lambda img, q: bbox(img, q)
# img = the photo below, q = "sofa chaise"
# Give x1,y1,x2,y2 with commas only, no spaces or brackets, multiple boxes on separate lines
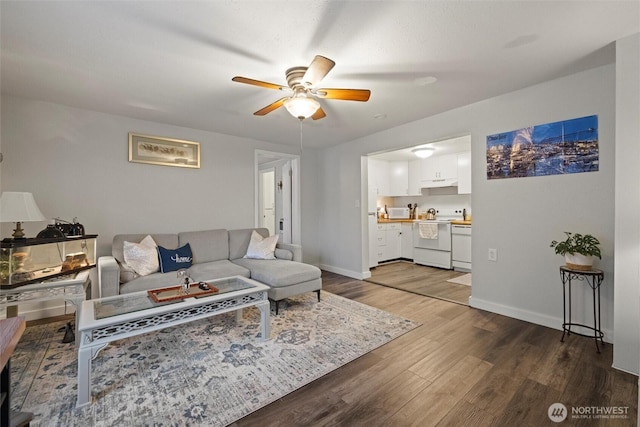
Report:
97,228,322,314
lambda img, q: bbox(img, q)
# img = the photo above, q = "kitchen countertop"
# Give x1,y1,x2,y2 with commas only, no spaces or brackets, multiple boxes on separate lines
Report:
377,218,416,223
378,219,472,225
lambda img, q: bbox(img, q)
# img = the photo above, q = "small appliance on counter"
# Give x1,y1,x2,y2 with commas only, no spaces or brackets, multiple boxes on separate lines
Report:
425,208,436,220
387,207,410,219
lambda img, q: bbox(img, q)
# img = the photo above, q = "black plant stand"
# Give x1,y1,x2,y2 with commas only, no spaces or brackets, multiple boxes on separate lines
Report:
559,266,604,352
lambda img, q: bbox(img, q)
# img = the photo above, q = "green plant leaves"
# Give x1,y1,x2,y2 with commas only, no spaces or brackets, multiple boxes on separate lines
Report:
550,232,601,259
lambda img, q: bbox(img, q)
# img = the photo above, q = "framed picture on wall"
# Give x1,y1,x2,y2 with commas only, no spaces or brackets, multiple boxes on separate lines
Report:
128,133,201,169
486,115,598,180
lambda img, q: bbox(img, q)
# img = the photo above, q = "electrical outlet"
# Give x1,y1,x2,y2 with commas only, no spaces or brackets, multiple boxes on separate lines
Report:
488,248,497,262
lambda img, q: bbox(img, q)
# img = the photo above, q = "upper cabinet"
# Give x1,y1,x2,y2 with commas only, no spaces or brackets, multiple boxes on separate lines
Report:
420,153,458,187
389,160,422,196
457,151,472,194
369,158,421,197
388,161,409,196
408,159,422,196
368,158,389,196
369,149,471,196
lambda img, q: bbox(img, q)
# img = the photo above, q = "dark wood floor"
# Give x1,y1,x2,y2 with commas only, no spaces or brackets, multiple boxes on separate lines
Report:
366,261,471,305
233,271,638,427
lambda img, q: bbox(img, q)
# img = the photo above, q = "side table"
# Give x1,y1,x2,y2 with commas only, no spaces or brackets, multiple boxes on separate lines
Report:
559,266,604,352
0,270,91,345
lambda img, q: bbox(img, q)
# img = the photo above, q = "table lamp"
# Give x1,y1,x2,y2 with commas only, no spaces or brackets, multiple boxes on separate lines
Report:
0,192,46,239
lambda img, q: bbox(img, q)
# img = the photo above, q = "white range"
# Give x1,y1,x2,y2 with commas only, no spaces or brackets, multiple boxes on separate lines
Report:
412,208,464,269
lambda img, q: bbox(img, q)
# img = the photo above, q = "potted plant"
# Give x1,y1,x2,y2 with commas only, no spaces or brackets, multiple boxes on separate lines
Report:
550,232,601,271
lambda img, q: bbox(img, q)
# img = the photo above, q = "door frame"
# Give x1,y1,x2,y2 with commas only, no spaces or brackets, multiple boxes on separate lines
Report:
258,167,276,235
254,150,301,244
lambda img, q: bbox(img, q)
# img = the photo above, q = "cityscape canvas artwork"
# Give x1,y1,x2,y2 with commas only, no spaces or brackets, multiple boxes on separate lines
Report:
486,115,599,180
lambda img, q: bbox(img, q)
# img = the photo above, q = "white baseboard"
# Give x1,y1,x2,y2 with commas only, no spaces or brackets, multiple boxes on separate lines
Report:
611,363,640,376
469,296,613,344
319,264,367,280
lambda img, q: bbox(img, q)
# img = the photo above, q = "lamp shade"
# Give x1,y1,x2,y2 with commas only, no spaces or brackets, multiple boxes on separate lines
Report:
0,192,46,222
284,96,320,120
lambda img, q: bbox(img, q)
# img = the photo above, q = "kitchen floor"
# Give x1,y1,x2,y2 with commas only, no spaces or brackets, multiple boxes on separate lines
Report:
366,261,471,305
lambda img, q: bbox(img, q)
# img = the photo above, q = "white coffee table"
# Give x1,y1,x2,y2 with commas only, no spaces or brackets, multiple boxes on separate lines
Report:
75,276,270,408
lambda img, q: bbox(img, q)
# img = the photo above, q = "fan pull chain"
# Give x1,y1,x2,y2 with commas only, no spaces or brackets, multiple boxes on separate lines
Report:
299,118,304,155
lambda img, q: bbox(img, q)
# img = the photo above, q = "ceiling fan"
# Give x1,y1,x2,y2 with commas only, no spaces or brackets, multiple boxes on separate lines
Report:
232,55,371,120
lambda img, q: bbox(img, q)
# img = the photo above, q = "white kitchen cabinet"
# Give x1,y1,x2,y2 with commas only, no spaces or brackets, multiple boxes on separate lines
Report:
457,151,472,194
401,222,413,259
376,223,402,262
374,223,386,263
385,223,402,261
368,215,379,268
421,153,458,182
420,153,459,188
388,161,409,196
408,159,422,196
368,158,390,196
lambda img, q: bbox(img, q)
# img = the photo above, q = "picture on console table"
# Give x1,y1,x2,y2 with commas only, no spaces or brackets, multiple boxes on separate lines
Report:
129,133,200,169
486,115,598,179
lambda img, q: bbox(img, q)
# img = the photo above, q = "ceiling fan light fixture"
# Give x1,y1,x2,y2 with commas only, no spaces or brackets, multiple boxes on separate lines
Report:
284,96,320,120
412,147,435,158
232,55,370,120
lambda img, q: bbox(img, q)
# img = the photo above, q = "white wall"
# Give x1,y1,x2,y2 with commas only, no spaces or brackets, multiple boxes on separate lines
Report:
614,33,640,374
319,64,620,346
1,96,322,317
470,65,616,341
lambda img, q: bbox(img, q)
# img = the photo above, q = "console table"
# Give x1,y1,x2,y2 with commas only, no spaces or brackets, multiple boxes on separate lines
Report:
559,266,604,352
1,270,90,345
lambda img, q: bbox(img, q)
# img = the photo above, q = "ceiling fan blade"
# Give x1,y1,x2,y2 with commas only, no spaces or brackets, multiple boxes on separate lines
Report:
232,76,287,91
315,88,371,102
311,107,326,120
254,98,287,116
302,55,336,87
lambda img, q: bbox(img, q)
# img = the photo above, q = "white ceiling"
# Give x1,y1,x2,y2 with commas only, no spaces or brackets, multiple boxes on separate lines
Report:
1,1,638,149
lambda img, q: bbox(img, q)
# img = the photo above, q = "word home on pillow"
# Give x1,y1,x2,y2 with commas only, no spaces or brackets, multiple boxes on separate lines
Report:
158,243,193,273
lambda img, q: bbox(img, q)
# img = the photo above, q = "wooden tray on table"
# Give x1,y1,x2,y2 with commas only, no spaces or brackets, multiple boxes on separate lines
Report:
147,282,219,303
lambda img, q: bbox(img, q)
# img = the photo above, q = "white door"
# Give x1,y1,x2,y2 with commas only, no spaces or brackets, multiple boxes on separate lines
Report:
255,151,301,244
259,168,275,235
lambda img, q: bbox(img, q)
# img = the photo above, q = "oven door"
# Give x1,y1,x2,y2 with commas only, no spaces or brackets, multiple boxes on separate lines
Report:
413,222,452,250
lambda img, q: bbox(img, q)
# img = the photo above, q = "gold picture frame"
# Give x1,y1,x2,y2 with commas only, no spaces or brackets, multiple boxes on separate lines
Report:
128,133,200,169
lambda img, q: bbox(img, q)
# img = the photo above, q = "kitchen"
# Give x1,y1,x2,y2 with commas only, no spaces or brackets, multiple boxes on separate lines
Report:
366,135,472,302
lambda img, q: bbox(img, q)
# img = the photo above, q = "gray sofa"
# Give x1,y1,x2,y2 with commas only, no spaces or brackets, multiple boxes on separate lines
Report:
97,228,322,313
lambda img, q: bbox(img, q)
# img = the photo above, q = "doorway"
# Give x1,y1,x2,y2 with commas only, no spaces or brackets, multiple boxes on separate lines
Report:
255,150,300,244
259,168,276,235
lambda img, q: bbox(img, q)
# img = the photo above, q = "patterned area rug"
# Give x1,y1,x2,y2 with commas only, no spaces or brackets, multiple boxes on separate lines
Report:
10,291,419,426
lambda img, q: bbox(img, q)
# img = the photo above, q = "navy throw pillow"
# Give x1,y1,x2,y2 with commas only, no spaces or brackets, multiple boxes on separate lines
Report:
157,243,193,273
